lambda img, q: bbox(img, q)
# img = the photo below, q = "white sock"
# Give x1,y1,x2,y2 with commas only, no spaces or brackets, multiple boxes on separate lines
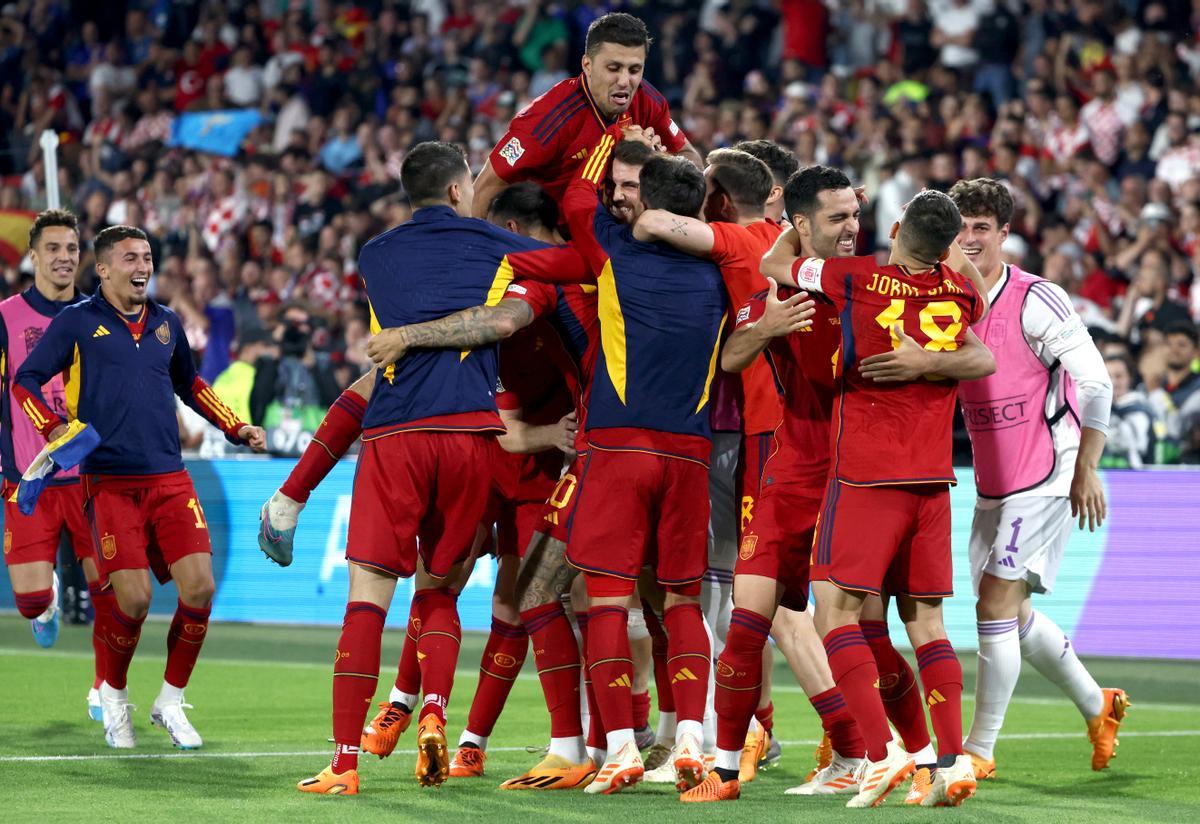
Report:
656,710,677,742
1019,611,1104,719
605,728,635,755
549,735,587,762
100,681,128,702
268,490,303,527
156,681,185,706
587,745,606,765
459,729,487,750
715,747,741,771
911,742,936,766
389,685,418,709
676,719,704,747
963,618,1021,760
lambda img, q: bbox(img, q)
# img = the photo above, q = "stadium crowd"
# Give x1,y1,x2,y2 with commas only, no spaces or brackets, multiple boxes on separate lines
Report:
0,0,1197,462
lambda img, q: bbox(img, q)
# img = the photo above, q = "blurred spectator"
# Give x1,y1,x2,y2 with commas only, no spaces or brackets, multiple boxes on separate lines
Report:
1102,353,1161,469
250,302,340,434
213,328,276,426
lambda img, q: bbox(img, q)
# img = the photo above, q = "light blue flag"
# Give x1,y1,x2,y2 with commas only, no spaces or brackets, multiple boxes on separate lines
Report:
168,109,263,157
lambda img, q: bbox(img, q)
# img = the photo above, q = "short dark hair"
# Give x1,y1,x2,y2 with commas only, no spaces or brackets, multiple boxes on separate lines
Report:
585,12,651,57
29,208,78,249
400,141,469,206
898,190,962,264
94,225,149,262
783,165,853,220
733,139,799,186
487,182,559,234
611,138,656,168
705,148,772,213
639,155,705,217
1165,321,1199,346
949,178,1014,227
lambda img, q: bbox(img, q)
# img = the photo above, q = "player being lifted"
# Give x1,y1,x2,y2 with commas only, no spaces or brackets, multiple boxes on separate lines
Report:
949,179,1127,777
472,12,701,217
0,210,110,719
763,189,993,808
16,225,266,750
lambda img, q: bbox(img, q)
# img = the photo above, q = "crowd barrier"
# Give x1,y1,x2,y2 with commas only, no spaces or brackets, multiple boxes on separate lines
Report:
2,460,1196,659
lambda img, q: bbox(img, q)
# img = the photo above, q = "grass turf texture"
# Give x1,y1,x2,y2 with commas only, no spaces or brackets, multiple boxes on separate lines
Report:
1,615,1196,823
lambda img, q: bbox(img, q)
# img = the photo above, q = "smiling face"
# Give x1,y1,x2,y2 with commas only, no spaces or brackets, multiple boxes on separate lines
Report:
582,42,646,119
794,186,860,259
98,238,154,310
956,212,1008,280
29,225,79,294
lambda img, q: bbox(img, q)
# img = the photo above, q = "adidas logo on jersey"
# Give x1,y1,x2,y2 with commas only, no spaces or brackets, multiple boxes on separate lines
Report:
607,673,631,688
93,325,110,337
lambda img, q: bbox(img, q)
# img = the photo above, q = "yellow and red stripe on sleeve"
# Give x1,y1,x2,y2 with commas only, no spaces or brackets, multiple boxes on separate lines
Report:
191,376,247,439
13,383,64,440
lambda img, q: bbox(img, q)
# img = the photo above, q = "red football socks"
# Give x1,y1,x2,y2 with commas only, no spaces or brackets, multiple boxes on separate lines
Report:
280,389,366,503
577,611,606,750
13,588,52,619
809,687,866,758
164,599,211,688
88,581,113,688
632,690,650,730
465,618,528,737
714,607,770,751
823,624,891,761
645,606,676,713
414,588,462,722
663,602,710,725
393,601,421,698
586,606,634,733
754,700,775,735
861,620,931,754
521,602,582,737
916,639,965,758
332,601,387,770
104,603,146,690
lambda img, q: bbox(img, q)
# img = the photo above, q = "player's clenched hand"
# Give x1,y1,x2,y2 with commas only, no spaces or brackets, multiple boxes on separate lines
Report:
860,326,934,382
366,328,407,367
756,277,815,338
239,425,267,453
1070,464,1106,532
47,423,68,442
621,124,663,151
556,411,578,457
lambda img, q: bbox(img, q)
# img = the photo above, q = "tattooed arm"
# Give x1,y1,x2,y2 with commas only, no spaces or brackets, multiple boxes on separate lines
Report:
365,298,535,367
631,209,716,258
515,529,578,612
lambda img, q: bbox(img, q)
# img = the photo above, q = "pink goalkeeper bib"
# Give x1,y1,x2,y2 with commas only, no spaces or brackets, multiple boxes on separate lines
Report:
958,266,1078,498
0,293,76,479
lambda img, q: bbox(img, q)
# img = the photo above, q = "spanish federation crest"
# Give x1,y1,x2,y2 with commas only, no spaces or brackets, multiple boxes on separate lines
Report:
156,322,171,345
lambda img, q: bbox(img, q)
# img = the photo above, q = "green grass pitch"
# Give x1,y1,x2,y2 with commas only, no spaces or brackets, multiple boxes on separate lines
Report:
1,615,1196,823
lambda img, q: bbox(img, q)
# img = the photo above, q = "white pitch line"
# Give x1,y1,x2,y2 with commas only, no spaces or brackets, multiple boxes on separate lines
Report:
2,731,1197,764
4,647,1198,713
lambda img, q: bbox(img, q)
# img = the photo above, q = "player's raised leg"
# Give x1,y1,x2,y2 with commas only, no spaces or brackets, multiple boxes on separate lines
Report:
259,375,370,566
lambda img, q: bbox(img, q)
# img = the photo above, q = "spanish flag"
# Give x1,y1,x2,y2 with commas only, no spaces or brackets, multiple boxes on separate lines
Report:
0,209,36,266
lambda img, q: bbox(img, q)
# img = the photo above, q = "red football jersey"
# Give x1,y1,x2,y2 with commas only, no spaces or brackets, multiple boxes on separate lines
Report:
490,74,686,205
790,255,985,486
710,220,784,436
494,324,574,502
734,287,842,490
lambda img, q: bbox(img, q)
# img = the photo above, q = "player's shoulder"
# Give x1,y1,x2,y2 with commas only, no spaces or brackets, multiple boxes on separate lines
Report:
634,78,668,109
511,76,588,143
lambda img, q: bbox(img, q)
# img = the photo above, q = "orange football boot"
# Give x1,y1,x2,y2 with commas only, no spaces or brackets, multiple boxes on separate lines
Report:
903,766,933,804
966,749,996,780
449,744,486,777
1088,688,1130,771
680,771,740,803
738,726,768,783
500,754,598,790
415,714,450,787
298,766,359,795
805,731,833,782
361,701,412,758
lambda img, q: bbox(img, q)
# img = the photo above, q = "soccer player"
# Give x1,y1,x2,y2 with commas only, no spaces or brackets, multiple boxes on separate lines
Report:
630,147,790,786
15,225,266,750
949,178,1125,777
763,190,993,808
1,209,110,713
472,11,701,217
295,142,556,795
